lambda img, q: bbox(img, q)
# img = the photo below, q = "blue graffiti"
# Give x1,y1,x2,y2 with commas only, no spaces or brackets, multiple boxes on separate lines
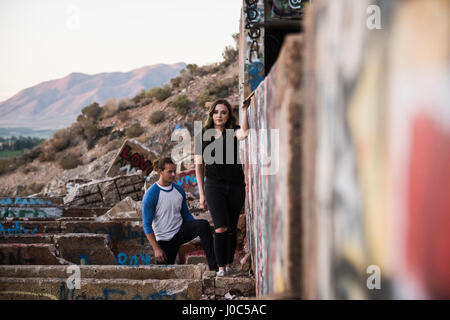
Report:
78,255,89,265
0,197,52,205
0,222,37,235
58,282,187,300
0,207,48,218
117,252,150,266
248,62,264,91
176,175,197,186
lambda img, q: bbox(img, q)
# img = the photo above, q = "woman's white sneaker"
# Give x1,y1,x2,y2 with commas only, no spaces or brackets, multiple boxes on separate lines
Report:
217,270,226,277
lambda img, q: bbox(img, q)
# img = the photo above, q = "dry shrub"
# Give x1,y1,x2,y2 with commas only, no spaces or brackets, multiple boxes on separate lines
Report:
149,110,165,124
58,152,81,170
125,122,144,138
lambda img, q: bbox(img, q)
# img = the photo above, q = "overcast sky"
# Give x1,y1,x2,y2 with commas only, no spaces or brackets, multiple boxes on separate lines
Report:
0,0,242,102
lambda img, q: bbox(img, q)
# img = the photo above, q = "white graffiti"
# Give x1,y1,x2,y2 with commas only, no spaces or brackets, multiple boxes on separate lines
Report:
289,0,303,10
119,164,138,175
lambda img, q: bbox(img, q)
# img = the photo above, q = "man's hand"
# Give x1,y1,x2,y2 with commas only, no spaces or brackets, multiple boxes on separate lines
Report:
154,246,167,263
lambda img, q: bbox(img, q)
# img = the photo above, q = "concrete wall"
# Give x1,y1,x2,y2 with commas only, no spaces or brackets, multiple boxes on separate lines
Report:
242,0,450,299
242,34,303,297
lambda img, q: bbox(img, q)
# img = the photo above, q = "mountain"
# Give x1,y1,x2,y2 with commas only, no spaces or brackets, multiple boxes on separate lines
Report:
0,62,186,130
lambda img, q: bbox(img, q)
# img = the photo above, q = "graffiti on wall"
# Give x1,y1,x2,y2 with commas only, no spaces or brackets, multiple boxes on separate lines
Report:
242,62,289,296
265,0,308,19
0,207,62,218
0,197,63,218
176,169,200,196
0,222,37,235
244,0,265,93
301,0,450,300
58,282,188,300
106,140,157,178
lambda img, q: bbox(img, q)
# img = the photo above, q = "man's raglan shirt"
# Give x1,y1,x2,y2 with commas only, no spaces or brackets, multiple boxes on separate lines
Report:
142,182,194,241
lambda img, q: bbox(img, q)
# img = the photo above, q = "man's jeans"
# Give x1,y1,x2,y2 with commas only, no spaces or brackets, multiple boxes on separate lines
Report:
157,219,218,271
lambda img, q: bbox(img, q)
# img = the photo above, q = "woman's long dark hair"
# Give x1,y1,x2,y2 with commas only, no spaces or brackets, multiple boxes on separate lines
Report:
203,99,237,132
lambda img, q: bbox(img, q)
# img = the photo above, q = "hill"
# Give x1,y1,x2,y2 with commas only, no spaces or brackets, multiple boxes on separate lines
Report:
0,63,186,130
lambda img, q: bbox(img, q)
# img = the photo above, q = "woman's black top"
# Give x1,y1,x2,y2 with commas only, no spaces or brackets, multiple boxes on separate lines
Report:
198,125,245,185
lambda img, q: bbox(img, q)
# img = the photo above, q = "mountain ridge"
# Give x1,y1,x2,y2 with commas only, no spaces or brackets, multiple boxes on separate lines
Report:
0,62,186,130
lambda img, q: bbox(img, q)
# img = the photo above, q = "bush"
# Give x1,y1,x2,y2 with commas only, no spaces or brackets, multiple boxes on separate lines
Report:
0,158,16,176
170,95,191,115
222,45,238,66
132,90,146,104
125,122,144,138
106,139,124,152
25,182,45,195
82,121,100,149
207,77,237,98
98,136,109,146
147,85,172,102
21,164,38,174
197,89,215,108
118,98,134,110
102,99,119,118
149,110,165,124
81,102,102,122
117,110,130,122
38,144,56,162
50,128,72,152
58,152,81,170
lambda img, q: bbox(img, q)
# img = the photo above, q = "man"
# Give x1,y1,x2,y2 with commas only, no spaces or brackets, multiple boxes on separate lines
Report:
142,157,217,271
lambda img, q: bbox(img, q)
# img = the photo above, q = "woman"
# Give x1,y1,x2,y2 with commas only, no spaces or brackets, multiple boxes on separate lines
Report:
195,98,251,276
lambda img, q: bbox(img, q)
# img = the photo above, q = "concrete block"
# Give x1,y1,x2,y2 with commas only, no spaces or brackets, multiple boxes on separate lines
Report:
202,270,216,296
98,197,142,221
0,235,53,244
0,264,206,280
0,277,202,300
0,244,71,265
186,254,207,265
54,234,116,265
106,140,157,178
215,277,255,297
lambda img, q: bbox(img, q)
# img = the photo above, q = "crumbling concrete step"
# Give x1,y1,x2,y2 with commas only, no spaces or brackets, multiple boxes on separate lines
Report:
0,264,207,280
0,244,70,265
60,220,150,258
62,207,110,218
0,220,62,234
214,276,256,297
54,234,116,265
0,235,53,244
0,277,202,300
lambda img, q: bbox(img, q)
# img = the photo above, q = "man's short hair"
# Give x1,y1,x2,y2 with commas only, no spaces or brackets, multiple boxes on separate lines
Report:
155,157,175,171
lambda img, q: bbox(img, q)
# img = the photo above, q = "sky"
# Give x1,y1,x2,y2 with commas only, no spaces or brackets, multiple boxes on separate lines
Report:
0,0,242,102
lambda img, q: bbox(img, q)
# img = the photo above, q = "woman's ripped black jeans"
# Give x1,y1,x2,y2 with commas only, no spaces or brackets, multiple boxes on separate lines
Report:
204,177,245,267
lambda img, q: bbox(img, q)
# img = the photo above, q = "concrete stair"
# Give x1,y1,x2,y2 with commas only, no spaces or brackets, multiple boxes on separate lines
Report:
0,210,255,300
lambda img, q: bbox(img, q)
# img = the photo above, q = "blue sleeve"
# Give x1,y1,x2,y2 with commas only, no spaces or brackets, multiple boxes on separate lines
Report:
142,185,160,234
173,184,194,221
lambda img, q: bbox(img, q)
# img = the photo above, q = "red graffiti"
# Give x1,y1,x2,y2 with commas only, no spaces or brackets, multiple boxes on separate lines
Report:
120,145,153,175
407,113,450,299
